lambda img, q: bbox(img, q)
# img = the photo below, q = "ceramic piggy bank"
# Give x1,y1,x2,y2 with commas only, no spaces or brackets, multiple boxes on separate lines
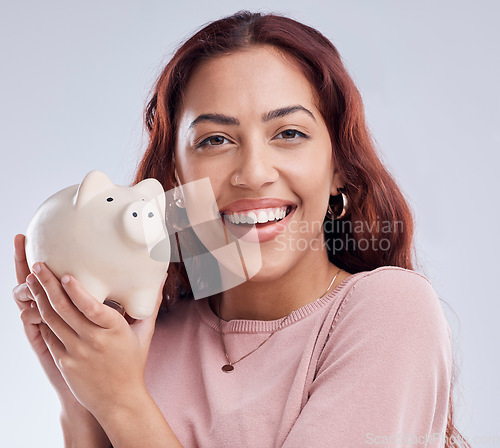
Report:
25,170,170,319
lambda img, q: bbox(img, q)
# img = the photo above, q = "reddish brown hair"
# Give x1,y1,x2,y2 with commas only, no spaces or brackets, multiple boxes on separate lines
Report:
134,10,469,447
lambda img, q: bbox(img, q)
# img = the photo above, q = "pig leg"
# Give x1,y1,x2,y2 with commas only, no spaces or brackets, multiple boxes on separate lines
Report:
73,274,109,304
121,289,159,320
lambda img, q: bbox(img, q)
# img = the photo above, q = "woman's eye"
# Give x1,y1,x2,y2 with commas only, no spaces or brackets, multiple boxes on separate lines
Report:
196,129,308,149
197,135,230,148
275,129,308,140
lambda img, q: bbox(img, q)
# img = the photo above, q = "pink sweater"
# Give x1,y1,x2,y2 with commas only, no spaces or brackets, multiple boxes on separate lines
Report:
145,266,452,447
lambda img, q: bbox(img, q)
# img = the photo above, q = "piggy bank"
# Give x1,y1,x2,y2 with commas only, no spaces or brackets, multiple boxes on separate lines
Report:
25,170,171,319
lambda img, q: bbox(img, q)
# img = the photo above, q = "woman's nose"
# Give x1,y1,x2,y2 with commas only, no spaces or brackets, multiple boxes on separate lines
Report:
234,142,279,190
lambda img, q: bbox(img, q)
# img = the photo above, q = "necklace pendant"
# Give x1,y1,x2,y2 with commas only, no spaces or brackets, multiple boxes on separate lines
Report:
222,364,234,373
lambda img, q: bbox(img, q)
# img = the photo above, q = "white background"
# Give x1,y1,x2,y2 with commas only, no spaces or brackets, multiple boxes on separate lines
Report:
1,0,498,446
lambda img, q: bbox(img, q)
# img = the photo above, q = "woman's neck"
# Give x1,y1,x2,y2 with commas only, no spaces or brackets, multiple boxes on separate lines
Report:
209,250,347,321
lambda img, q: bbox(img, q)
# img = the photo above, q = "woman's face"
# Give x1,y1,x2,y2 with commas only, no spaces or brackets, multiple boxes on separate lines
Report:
174,45,343,282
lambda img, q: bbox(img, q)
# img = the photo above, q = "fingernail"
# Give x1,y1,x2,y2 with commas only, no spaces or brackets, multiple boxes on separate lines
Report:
61,275,70,285
26,274,35,285
32,263,41,274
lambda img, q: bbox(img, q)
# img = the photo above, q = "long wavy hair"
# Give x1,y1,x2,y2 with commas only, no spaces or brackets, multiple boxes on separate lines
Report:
134,10,470,447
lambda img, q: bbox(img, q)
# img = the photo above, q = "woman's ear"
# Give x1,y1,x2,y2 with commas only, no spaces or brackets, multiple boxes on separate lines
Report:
330,169,345,196
174,168,182,187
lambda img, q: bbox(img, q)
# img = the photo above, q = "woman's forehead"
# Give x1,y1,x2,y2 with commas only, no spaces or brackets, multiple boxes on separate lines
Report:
179,46,319,118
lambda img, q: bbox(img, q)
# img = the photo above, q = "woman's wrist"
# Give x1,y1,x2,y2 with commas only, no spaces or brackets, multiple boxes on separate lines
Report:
94,384,183,448
60,402,110,448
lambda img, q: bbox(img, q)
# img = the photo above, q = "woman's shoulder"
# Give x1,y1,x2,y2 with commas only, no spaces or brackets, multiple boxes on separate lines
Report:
345,265,440,305
332,265,450,339
349,264,434,287
316,265,452,378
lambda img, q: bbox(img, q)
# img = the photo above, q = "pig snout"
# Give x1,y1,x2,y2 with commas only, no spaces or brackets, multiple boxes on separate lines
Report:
122,200,165,247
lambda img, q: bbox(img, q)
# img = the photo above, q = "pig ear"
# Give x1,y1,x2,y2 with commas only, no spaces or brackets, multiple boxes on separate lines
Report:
133,178,164,199
133,178,166,213
74,171,115,208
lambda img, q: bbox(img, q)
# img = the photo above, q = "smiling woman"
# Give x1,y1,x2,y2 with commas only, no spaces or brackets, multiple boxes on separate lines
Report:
132,10,470,448
12,9,471,448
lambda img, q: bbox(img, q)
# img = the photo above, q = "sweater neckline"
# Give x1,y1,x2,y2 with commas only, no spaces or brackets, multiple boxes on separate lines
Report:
196,270,365,334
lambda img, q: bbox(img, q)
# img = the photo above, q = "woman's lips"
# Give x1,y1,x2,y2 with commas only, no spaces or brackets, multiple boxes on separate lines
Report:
221,206,296,243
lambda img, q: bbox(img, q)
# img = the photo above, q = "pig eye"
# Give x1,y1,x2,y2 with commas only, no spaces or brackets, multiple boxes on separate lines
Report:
106,197,114,202
132,212,138,217
148,212,154,218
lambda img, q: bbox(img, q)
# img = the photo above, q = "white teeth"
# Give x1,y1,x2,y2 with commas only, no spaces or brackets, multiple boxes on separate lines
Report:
224,206,291,225
246,211,258,224
257,210,269,223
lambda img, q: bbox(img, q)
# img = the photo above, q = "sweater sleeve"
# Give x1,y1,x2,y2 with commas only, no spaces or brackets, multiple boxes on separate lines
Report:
281,268,453,448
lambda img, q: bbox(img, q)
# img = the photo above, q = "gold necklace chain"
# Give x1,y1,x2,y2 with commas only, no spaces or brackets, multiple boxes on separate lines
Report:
217,268,342,373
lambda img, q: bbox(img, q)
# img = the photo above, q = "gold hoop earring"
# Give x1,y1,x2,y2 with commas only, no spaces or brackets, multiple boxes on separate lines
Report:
326,189,349,220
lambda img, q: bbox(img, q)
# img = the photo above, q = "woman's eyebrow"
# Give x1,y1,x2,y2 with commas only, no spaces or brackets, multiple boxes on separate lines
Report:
187,105,316,131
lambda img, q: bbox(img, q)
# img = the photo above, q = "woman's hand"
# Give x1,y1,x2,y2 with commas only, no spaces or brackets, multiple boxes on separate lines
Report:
24,256,166,422
13,234,110,447
13,234,78,405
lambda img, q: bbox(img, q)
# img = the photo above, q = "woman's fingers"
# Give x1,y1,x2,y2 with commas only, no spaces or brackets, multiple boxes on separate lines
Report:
19,303,65,371
39,322,66,365
30,262,100,337
12,282,34,311
20,303,44,345
60,274,121,330
19,303,63,365
26,271,77,349
14,234,30,284
12,233,34,312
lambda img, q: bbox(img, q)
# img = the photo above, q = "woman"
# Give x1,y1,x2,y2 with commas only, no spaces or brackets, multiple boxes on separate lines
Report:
13,10,470,447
